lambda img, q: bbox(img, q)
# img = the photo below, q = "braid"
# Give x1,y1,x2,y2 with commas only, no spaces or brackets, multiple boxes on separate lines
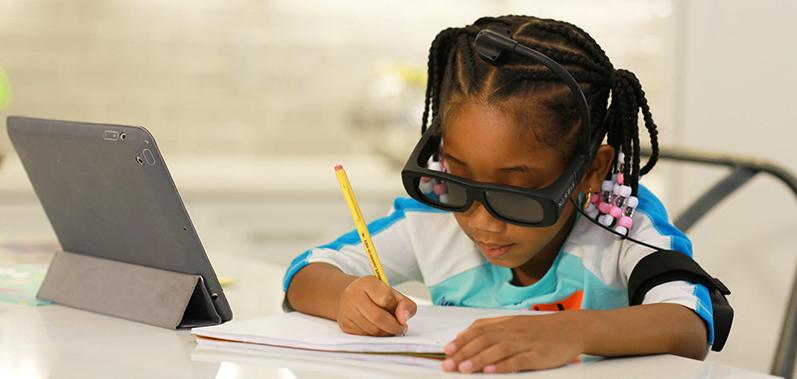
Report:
606,69,660,194
422,28,464,133
634,77,659,176
522,20,614,72
421,29,442,133
421,15,661,194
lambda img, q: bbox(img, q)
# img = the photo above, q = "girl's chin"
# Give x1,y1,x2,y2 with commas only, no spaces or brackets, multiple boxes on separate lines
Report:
484,256,517,267
479,250,520,267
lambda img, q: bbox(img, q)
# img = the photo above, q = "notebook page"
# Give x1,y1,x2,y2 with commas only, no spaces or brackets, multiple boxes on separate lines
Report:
192,305,544,354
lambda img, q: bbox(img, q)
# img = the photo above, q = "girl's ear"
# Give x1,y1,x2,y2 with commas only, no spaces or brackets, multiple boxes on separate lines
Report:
579,144,615,193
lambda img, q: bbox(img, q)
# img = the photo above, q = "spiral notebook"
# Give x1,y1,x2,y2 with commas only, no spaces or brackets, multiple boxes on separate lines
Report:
191,305,542,364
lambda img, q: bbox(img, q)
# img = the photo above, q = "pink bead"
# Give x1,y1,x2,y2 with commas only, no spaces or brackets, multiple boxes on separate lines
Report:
589,193,600,204
619,216,633,229
610,206,622,218
598,202,612,214
433,183,447,195
615,172,624,185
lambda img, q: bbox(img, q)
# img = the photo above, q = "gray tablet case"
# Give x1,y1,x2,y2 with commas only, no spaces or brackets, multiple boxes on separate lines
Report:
6,116,233,328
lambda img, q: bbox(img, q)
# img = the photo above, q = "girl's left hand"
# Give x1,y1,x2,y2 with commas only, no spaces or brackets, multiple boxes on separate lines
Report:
441,313,584,373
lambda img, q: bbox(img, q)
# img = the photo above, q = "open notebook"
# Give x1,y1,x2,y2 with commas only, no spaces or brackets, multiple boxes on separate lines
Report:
191,305,543,365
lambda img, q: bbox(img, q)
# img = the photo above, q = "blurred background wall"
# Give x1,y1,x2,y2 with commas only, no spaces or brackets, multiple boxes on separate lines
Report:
0,0,795,375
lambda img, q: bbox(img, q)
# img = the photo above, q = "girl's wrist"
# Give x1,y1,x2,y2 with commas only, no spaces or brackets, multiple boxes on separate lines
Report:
558,310,591,356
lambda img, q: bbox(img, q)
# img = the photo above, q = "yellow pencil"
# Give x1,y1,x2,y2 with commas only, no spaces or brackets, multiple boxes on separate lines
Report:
334,164,390,286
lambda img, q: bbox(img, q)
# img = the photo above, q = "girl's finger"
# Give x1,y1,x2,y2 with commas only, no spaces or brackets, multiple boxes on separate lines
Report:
338,314,366,336
446,322,499,356
487,350,568,373
456,342,523,373
359,301,405,336
349,306,392,336
445,333,499,369
364,279,399,310
392,292,417,325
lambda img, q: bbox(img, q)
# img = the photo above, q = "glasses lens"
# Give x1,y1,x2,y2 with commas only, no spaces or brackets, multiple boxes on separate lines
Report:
485,190,544,224
417,176,468,208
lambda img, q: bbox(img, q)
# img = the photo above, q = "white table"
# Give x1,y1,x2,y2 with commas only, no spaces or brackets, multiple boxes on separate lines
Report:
0,255,779,379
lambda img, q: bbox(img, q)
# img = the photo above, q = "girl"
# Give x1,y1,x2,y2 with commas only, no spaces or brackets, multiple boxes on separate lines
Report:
284,15,714,373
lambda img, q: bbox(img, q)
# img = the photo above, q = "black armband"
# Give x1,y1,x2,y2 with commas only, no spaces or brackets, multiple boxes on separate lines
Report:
628,249,733,352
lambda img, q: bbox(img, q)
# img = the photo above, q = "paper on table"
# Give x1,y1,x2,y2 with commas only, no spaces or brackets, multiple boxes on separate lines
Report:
193,339,446,370
191,305,544,355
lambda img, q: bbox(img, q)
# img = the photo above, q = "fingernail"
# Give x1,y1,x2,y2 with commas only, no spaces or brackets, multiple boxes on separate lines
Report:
459,360,473,372
442,359,455,371
484,365,496,373
402,309,410,322
444,342,457,354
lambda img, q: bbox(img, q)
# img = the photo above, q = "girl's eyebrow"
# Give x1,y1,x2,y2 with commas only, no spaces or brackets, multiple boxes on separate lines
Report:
442,152,467,166
443,152,537,174
499,165,533,174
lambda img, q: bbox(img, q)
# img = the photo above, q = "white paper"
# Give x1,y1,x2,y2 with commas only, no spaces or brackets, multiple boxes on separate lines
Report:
191,305,544,354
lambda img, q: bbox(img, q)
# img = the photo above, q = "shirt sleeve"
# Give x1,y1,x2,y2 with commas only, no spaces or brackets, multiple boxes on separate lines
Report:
618,186,715,346
282,197,423,296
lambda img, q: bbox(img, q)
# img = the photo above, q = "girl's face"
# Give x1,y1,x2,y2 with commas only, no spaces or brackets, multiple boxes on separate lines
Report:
442,101,584,269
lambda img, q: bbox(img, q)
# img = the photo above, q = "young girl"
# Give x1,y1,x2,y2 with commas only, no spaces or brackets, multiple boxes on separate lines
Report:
284,15,714,373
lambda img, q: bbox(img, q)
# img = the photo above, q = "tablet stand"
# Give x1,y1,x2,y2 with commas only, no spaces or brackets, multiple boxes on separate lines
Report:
37,250,222,329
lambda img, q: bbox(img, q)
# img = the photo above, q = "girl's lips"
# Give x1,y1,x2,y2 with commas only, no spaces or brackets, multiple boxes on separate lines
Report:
476,241,515,259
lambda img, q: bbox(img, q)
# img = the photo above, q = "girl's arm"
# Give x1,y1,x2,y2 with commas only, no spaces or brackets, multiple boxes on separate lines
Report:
282,198,427,336
286,262,357,321
576,303,708,359
442,303,708,373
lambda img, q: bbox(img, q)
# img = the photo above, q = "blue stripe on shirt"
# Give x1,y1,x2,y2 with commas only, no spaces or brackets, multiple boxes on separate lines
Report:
636,184,713,344
635,184,693,256
281,197,444,292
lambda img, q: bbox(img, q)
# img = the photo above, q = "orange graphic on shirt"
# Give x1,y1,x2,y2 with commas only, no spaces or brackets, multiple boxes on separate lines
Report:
530,290,583,311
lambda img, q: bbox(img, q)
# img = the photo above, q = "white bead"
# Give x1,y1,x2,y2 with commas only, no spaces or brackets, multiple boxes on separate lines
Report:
428,161,441,171
601,180,613,191
626,196,639,208
614,226,628,236
599,214,614,226
619,185,632,197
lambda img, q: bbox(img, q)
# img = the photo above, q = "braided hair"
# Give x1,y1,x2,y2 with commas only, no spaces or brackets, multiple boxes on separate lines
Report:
421,15,659,196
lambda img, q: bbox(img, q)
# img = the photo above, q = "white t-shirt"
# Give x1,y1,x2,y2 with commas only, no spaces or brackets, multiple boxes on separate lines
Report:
282,184,714,345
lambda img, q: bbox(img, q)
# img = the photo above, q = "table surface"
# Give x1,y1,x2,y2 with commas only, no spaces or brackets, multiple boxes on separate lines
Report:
0,253,780,379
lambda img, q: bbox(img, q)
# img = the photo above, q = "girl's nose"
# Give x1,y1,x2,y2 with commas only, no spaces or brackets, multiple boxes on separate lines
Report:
466,201,505,233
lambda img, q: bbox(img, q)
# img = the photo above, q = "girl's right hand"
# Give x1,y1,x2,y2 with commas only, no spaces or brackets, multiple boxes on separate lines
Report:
335,275,417,337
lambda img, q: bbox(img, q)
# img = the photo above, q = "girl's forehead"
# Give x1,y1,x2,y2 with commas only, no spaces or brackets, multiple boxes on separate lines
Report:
442,102,564,170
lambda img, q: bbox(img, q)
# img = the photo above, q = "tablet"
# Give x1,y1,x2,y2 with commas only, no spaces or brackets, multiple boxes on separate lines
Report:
6,116,232,322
